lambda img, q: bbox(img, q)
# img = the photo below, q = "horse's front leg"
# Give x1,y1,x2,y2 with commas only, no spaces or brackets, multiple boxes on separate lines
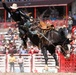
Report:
42,46,48,65
52,53,59,68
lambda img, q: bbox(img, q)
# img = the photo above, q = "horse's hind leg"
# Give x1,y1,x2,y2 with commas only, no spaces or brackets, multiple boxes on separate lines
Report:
22,37,27,47
52,53,59,67
42,46,48,65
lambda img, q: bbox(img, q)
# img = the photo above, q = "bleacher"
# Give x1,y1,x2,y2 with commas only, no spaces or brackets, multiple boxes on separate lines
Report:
0,28,22,51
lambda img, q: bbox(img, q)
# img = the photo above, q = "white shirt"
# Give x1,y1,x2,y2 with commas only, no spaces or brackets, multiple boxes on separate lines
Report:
18,57,24,63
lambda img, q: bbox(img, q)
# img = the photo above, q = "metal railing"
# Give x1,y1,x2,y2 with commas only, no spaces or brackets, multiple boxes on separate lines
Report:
0,53,57,73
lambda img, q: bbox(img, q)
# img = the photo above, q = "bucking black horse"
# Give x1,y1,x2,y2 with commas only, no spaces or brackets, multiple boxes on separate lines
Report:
19,22,72,68
40,28,71,67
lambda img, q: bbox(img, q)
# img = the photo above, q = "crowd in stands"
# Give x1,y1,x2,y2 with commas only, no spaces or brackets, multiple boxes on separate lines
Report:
0,27,19,54
0,26,40,55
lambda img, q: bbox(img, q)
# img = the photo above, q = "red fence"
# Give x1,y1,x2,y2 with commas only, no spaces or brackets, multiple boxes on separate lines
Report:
58,52,76,73
0,20,67,28
0,22,16,28
45,20,67,27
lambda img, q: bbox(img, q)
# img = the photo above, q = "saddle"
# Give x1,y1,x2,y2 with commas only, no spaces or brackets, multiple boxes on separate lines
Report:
39,21,51,30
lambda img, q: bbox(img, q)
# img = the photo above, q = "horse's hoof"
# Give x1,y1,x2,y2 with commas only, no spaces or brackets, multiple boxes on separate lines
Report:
44,65,48,68
45,64,48,67
56,66,60,69
66,54,70,58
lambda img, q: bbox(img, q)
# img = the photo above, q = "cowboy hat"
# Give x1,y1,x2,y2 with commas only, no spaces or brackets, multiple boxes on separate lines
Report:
10,3,18,9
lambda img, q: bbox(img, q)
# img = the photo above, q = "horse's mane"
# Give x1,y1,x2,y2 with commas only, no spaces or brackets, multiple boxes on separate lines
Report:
44,29,61,44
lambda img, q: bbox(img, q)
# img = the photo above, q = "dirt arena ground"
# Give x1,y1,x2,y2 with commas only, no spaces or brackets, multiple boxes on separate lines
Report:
0,73,76,75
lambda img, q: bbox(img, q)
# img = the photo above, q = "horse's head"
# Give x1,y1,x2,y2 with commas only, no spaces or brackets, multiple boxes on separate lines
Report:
57,27,72,58
44,28,72,58
59,43,72,58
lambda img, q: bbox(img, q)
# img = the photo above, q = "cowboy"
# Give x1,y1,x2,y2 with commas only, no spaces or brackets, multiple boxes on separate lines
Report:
2,0,30,25
2,0,30,45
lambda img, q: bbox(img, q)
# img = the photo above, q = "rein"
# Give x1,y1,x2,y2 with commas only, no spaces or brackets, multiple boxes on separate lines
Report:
36,30,56,47
60,39,69,53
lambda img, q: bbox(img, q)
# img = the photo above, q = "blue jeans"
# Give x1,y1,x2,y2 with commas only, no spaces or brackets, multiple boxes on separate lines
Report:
18,63,24,72
10,62,15,72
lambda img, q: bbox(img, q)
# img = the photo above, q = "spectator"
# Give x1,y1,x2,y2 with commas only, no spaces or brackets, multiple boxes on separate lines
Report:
68,17,73,33
19,46,28,54
13,45,17,54
17,55,24,72
0,40,3,46
28,46,34,54
13,34,19,40
2,44,7,53
28,45,39,54
72,13,76,25
62,25,68,37
1,44,6,54
0,34,4,41
12,27,19,34
73,13,76,20
9,34,14,40
8,42,14,53
7,27,13,35
9,53,16,72
33,45,39,54
50,15,57,21
2,39,7,45
18,45,22,50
